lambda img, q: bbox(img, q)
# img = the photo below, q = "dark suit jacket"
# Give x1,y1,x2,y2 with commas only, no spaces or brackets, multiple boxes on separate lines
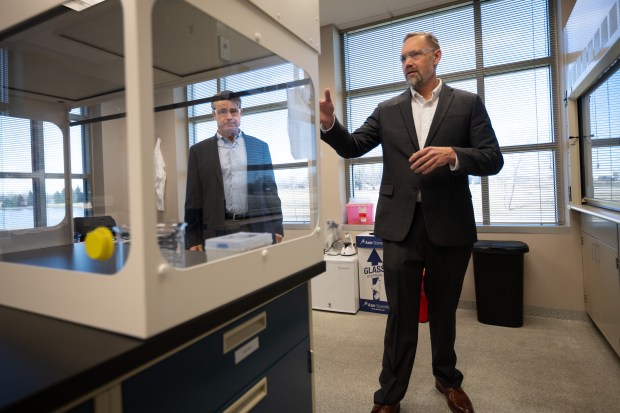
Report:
184,134,283,247
322,85,503,246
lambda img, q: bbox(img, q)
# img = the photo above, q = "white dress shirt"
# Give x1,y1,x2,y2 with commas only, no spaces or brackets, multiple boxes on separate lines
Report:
217,131,248,214
410,79,459,201
410,79,442,150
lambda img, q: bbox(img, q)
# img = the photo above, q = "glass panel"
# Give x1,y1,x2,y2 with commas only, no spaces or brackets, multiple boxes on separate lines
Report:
190,120,216,146
591,146,620,200
481,0,550,67
153,0,318,265
582,65,620,205
347,90,402,158
43,122,64,174
71,178,87,218
70,123,84,174
486,150,557,224
0,0,128,273
0,116,32,173
188,80,218,117
484,68,553,147
46,178,66,226
0,179,33,230
349,162,382,210
344,3,475,90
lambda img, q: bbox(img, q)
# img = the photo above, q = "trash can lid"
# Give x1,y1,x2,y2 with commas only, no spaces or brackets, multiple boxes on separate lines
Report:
473,240,529,254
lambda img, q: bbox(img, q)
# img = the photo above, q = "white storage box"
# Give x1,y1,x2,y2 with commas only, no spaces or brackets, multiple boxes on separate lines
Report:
205,232,273,261
311,254,359,313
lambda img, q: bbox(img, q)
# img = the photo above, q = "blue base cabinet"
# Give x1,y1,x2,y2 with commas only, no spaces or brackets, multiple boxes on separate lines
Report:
0,274,321,413
122,284,312,413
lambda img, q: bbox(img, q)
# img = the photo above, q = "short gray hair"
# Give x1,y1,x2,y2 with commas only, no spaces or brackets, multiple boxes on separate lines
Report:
211,90,242,110
403,31,440,50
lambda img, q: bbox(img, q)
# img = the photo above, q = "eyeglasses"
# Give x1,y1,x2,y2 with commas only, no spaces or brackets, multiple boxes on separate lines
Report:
400,48,435,63
214,108,241,117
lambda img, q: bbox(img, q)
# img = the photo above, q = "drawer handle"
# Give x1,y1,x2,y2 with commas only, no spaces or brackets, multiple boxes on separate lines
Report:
223,312,267,354
223,377,268,413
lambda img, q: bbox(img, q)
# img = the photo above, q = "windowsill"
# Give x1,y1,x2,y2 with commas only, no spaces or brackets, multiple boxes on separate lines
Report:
341,223,570,234
476,224,570,234
570,203,620,225
341,224,374,232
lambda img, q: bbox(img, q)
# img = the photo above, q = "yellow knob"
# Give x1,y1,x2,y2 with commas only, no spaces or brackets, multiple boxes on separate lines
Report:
85,226,115,261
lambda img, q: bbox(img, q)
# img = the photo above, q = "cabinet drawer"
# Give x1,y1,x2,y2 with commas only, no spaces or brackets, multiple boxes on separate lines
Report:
122,284,309,412
581,214,618,250
219,337,312,413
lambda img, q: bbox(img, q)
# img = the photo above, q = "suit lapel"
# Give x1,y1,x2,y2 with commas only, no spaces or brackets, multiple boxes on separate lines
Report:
209,135,224,190
425,85,454,147
399,89,419,151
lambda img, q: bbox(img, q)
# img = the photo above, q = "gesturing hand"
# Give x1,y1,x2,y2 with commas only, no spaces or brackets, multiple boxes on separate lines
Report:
319,88,335,130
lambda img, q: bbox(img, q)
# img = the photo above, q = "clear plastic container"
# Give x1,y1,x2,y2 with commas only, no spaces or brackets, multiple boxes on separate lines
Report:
204,232,273,261
157,222,187,267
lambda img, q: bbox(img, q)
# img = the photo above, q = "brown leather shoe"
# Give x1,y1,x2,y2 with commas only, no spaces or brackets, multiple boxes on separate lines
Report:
435,380,475,413
370,402,400,413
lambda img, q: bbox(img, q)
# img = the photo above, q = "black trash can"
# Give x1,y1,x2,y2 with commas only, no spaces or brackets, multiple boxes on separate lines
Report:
472,240,529,327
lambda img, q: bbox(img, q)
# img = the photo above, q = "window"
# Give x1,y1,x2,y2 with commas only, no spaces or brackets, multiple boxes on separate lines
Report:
341,0,562,226
0,114,91,230
580,61,620,209
187,63,316,224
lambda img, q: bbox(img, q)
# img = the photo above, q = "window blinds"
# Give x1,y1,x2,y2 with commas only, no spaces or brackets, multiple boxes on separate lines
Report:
341,0,563,226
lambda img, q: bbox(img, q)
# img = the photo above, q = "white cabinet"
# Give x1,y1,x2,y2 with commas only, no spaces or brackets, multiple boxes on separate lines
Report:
581,215,620,356
311,255,359,313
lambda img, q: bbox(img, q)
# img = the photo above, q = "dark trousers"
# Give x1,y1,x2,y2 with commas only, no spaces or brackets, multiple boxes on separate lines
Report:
374,203,472,404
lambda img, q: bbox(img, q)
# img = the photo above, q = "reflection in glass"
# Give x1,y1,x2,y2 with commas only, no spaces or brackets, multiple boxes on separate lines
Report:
152,0,317,264
0,118,66,230
0,0,129,271
0,0,318,269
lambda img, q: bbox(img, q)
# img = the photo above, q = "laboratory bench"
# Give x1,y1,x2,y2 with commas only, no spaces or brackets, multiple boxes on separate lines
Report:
0,248,324,412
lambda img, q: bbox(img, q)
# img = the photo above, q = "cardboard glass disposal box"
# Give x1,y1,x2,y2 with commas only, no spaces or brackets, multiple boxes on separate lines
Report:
356,232,389,313
205,232,273,261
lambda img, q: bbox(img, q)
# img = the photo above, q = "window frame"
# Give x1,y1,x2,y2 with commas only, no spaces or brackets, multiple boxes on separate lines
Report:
0,112,93,231
579,59,620,211
339,0,564,230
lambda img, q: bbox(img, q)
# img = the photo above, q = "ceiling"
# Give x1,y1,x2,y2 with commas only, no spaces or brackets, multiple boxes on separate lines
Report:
1,0,458,104
318,0,455,30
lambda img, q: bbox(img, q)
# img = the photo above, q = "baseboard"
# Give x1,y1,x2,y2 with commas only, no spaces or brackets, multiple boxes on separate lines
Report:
458,300,589,322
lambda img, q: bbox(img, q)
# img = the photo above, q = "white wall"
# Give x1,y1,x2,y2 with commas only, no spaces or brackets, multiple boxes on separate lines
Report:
153,87,188,224
101,100,130,228
99,89,188,229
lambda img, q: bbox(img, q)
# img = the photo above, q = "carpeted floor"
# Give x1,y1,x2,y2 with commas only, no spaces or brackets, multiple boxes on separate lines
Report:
312,308,620,413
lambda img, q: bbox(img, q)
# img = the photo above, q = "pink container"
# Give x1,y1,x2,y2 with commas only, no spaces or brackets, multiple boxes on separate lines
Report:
346,203,374,225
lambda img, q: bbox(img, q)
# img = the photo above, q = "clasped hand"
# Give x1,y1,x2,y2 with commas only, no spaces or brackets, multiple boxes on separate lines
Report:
409,146,456,174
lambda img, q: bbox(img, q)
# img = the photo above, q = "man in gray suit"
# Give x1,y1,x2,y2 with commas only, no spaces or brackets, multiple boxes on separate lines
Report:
184,90,283,251
320,32,503,413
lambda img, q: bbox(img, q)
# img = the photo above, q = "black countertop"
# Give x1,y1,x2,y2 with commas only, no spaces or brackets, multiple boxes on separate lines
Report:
0,242,207,274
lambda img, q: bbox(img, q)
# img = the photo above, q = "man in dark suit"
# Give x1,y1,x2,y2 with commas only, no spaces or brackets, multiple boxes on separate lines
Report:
184,90,283,251
320,32,503,413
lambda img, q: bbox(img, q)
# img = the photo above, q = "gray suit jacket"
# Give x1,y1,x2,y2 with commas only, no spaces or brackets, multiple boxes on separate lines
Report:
322,85,503,246
184,134,283,247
